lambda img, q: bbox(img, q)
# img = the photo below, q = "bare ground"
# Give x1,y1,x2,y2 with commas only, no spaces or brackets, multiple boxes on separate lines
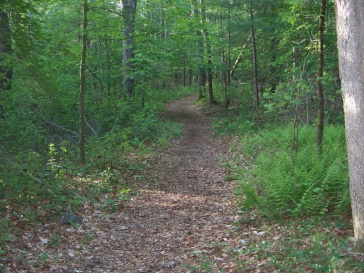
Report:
9,95,239,272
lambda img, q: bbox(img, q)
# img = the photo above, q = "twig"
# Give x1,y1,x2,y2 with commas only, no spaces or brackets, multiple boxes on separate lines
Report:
39,113,79,137
349,251,364,256
85,116,98,136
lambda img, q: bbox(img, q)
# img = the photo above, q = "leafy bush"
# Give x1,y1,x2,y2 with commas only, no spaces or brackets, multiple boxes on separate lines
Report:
236,125,350,218
212,114,257,135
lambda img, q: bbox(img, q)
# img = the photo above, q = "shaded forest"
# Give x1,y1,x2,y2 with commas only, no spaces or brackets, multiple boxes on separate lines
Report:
1,0,361,271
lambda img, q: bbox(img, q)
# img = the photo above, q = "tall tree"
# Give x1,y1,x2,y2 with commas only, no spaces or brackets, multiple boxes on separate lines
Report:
336,0,364,252
226,1,231,88
200,0,214,105
191,0,206,100
80,0,88,164
191,0,206,99
316,0,326,153
250,0,259,110
121,0,137,97
230,34,251,79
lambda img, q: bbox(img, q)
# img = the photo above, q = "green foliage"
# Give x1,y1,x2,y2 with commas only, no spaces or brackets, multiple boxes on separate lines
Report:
0,84,186,252
0,0,347,270
235,125,350,218
212,111,257,137
210,82,259,135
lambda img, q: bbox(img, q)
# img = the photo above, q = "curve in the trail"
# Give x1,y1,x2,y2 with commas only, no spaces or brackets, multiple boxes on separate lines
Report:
32,95,236,272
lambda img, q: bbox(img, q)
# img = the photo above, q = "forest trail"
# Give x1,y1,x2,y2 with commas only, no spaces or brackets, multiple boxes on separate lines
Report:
17,95,238,272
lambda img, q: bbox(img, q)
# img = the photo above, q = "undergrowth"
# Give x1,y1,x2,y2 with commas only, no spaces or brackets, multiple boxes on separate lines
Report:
233,125,350,218
0,87,191,252
211,85,350,218
214,108,357,271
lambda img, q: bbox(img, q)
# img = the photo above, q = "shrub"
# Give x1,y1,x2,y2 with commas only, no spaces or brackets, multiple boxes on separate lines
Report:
236,125,350,218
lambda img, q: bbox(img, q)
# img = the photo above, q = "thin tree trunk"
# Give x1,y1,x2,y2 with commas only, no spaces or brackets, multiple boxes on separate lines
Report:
219,4,224,85
269,37,277,92
121,0,137,98
200,0,214,105
182,66,186,87
336,0,364,252
227,3,231,87
105,39,111,94
317,0,326,154
250,0,259,110
191,0,206,99
223,51,229,108
230,33,251,79
160,2,166,38
79,0,88,164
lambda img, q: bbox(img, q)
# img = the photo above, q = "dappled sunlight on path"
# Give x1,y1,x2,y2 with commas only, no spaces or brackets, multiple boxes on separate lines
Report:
18,95,238,272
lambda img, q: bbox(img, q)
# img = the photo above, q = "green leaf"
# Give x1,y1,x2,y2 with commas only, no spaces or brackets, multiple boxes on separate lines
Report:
313,187,322,193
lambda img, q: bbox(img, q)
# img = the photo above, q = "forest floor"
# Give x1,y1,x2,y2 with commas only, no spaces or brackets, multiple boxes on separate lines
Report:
4,95,359,273
7,95,246,272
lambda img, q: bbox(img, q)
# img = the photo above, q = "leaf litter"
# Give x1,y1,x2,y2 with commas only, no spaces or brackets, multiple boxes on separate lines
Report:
2,95,356,272
2,95,238,272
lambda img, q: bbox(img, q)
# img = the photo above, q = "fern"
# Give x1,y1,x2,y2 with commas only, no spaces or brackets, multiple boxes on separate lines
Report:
236,125,350,218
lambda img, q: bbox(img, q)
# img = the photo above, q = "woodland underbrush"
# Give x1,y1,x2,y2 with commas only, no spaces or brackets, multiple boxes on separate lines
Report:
211,100,363,271
0,86,192,263
234,125,350,218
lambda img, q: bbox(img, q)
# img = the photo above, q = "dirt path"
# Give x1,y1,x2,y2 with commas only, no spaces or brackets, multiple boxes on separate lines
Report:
14,95,237,272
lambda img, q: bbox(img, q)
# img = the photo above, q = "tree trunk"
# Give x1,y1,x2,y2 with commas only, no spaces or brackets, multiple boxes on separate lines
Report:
191,0,206,99
227,3,231,87
250,0,259,110
121,0,137,98
336,0,364,252
182,66,186,87
230,34,251,79
79,0,88,164
317,0,326,154
200,0,214,106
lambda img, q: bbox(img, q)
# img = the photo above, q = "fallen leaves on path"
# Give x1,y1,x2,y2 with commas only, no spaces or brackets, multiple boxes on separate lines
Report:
3,95,239,272
3,96,355,273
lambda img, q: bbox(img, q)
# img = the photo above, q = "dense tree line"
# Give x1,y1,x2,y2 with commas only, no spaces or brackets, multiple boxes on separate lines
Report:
0,0,340,155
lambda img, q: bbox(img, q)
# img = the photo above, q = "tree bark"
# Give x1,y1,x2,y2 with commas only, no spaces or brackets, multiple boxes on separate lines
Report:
121,0,137,98
316,0,326,154
229,33,251,79
200,0,214,106
227,3,231,87
191,0,206,100
336,0,364,252
250,0,259,110
79,0,88,164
